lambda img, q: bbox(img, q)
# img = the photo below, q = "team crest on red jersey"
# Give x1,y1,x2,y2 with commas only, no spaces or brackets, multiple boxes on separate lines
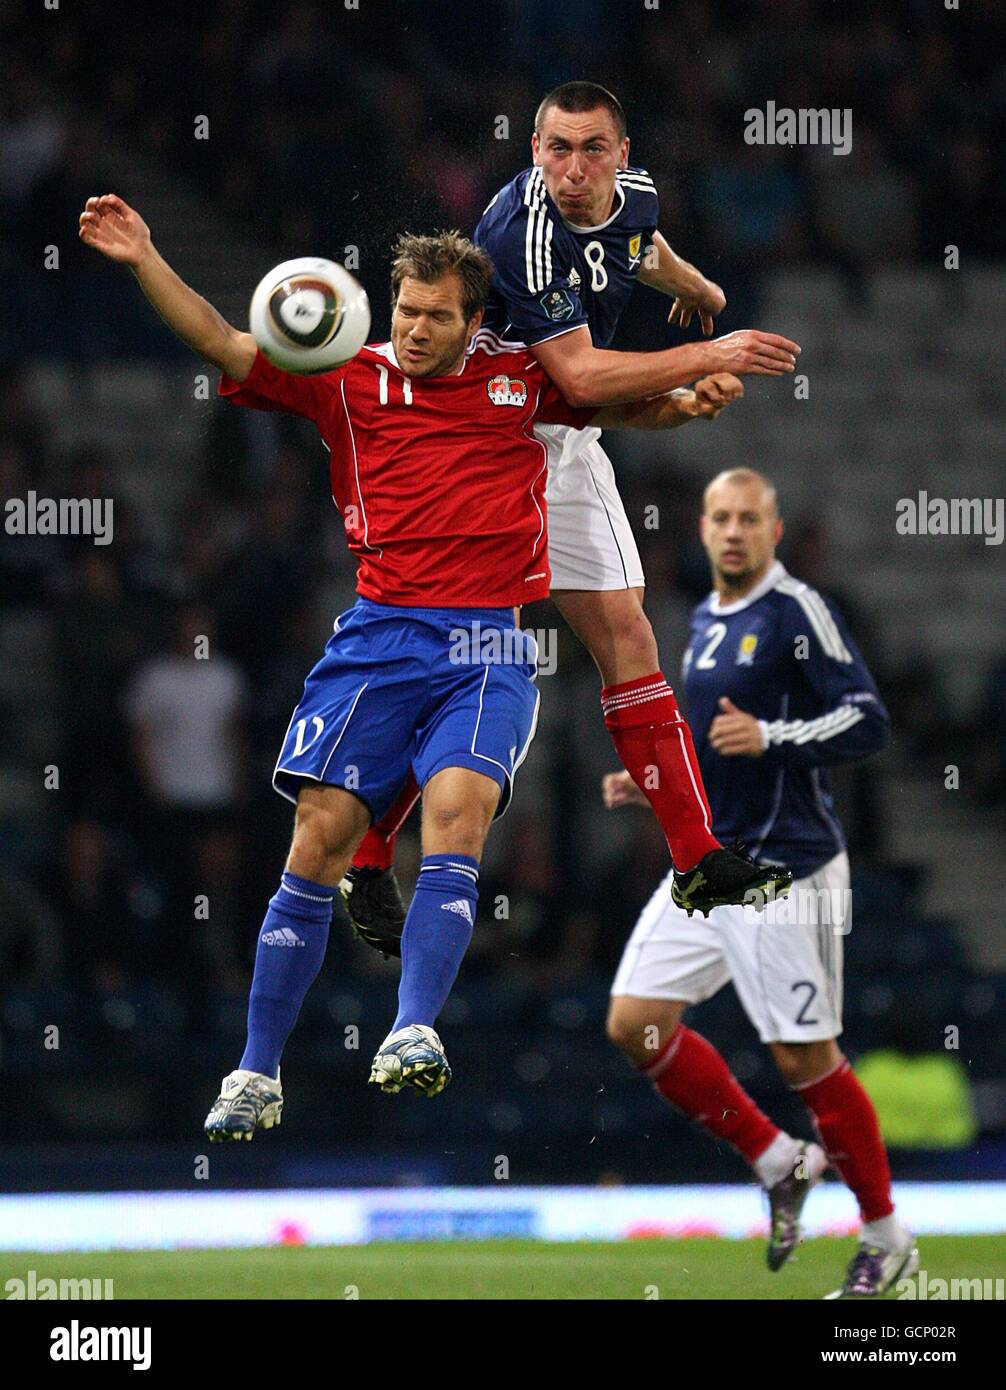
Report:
487,375,528,407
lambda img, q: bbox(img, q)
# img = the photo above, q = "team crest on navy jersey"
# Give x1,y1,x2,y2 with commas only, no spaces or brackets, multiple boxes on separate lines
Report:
736,633,759,666
540,288,575,321
487,374,528,407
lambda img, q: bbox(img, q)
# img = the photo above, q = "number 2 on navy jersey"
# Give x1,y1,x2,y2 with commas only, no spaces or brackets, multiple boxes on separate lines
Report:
695,622,727,670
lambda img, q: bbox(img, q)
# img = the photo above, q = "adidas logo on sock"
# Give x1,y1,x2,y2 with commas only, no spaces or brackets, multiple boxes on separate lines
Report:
441,899,474,925
261,927,305,947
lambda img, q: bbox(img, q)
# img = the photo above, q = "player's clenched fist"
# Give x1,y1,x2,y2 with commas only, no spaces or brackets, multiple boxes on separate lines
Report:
706,329,801,377
707,697,765,757
78,194,151,268
601,770,650,809
688,373,743,419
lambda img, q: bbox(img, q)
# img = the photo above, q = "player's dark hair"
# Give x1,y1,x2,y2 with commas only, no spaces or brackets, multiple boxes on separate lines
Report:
534,81,627,141
390,231,494,323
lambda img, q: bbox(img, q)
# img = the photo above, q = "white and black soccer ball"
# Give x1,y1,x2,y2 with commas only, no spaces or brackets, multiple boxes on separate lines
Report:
249,256,371,374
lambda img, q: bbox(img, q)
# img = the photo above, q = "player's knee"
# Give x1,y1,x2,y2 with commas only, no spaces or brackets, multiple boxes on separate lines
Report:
291,794,360,866
424,802,492,858
604,600,658,677
772,1039,841,1087
606,1002,650,1064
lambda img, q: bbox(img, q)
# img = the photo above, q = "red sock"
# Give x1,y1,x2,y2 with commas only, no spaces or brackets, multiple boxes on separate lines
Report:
644,1024,779,1165
602,673,720,870
796,1057,894,1223
351,772,421,870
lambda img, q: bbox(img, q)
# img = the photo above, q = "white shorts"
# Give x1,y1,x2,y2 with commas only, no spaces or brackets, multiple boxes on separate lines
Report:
536,423,645,591
610,852,849,1043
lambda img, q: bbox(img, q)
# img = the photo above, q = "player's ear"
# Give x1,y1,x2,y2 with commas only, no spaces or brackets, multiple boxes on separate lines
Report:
531,131,542,166
466,308,484,341
618,137,630,170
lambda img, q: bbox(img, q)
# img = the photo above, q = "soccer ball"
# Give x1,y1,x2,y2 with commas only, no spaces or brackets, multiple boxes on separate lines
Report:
249,257,371,374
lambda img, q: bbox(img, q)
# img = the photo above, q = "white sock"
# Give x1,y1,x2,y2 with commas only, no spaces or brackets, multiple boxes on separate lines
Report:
753,1132,803,1189
860,1214,910,1252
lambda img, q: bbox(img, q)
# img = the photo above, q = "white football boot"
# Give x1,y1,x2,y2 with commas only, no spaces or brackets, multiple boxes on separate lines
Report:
368,1025,451,1096
204,1068,283,1142
828,1234,920,1298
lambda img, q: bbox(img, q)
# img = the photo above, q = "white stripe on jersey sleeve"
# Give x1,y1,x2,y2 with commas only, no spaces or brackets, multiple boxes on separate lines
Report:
340,378,382,557
524,205,536,294
765,705,864,747
806,588,854,663
617,169,657,190
523,170,543,292
776,577,853,663
534,204,547,292
522,172,547,294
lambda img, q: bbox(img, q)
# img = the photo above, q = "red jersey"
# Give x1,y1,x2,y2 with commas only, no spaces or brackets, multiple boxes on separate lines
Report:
219,330,593,606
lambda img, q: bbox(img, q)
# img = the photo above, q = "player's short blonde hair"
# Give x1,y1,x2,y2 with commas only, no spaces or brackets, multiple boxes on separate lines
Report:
390,231,494,324
703,468,779,516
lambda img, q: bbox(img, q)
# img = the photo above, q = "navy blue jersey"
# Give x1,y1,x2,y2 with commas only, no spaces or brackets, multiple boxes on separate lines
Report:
473,165,658,348
682,561,890,879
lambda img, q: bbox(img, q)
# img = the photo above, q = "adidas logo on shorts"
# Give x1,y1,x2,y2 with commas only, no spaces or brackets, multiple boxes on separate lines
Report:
261,927,305,947
441,899,474,925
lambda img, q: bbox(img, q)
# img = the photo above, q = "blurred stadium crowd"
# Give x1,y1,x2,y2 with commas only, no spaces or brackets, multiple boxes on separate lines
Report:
4,0,1004,321
1,0,1004,1180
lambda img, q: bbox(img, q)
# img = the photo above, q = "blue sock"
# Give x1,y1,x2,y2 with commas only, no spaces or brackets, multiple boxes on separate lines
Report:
239,871,335,1078
391,854,479,1032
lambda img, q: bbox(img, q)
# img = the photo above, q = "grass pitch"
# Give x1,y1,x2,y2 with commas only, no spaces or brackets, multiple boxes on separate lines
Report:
5,1235,1005,1299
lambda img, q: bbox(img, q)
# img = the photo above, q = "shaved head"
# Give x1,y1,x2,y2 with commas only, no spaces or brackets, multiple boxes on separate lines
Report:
700,468,784,596
703,468,778,517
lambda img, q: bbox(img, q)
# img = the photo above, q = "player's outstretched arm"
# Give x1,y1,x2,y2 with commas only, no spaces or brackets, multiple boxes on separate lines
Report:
78,194,257,382
591,373,743,429
532,324,798,409
638,230,726,335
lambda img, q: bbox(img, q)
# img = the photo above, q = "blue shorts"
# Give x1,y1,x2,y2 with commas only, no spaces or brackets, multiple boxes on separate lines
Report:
273,598,540,822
